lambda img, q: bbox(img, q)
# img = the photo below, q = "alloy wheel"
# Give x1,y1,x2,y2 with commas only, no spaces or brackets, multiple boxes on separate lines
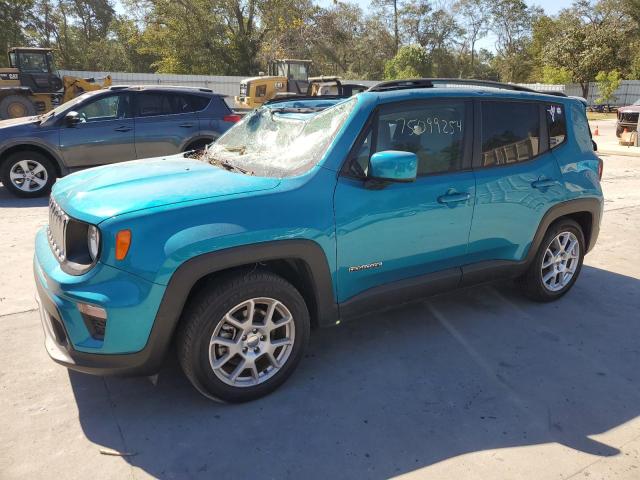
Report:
209,297,295,387
540,231,580,292
9,159,48,193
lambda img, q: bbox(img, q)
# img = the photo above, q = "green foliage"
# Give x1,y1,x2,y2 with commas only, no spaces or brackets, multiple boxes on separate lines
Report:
595,70,621,104
383,45,431,80
542,66,573,84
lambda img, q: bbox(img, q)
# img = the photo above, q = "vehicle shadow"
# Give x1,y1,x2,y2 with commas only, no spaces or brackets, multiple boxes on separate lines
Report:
0,184,48,208
69,265,640,479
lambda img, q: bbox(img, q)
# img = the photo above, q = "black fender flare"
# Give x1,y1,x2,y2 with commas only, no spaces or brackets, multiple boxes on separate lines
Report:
123,239,338,375
525,197,602,261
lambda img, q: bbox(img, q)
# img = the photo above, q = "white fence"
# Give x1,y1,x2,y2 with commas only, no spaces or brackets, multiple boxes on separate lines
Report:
61,70,640,106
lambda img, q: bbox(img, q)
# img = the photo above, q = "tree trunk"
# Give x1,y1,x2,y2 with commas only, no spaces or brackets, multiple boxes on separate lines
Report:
581,82,589,100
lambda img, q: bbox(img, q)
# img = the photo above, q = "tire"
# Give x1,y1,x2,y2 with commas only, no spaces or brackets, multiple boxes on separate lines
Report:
616,126,623,138
1,150,56,198
0,95,36,119
177,269,310,402
520,219,585,302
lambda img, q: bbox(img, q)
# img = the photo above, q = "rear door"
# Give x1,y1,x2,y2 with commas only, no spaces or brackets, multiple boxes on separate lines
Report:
59,92,135,168
133,91,205,158
466,99,564,265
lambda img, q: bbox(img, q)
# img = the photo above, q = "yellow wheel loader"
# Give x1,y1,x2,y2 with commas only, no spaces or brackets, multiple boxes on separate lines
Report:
235,59,312,109
0,47,112,120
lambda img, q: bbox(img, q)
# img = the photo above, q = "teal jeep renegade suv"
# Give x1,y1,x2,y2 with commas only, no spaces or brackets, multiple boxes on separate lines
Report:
34,79,603,402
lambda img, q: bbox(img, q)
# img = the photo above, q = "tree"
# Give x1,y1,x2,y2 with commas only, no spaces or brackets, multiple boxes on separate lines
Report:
489,0,539,82
383,44,431,79
540,0,632,97
0,0,33,67
595,70,621,105
454,0,490,76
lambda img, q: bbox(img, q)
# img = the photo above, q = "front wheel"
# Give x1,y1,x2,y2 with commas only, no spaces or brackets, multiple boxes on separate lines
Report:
1,151,56,197
177,270,310,402
520,219,585,302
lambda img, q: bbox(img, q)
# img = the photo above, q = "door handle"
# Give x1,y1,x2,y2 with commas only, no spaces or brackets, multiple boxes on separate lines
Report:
438,192,471,204
114,126,131,132
179,123,194,128
531,179,559,189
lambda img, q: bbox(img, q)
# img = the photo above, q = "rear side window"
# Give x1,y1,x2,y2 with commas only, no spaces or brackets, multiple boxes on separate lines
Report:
136,92,175,117
546,104,567,148
481,102,540,166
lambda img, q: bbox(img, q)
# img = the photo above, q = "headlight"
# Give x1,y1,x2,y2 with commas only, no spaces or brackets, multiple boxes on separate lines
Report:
87,225,100,261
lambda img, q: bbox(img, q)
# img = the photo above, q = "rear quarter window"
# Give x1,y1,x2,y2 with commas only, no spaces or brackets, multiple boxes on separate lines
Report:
546,104,567,148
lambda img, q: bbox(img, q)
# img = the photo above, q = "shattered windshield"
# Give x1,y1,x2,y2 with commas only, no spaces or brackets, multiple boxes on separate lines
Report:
203,98,356,177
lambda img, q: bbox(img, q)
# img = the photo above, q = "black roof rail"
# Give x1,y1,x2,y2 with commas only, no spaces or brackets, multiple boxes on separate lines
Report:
367,78,567,96
264,94,350,105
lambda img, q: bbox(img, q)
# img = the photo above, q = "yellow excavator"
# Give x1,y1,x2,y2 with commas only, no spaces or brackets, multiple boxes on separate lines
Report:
0,47,112,119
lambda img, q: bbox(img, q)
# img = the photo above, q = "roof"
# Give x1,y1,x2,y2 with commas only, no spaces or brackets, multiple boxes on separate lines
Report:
107,85,216,95
362,86,577,104
8,47,53,53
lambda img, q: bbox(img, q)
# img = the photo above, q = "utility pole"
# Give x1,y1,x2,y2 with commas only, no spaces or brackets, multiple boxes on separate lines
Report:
394,0,399,54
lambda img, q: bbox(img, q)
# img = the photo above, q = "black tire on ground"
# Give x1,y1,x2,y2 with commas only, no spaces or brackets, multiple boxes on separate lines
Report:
0,95,37,119
177,269,310,403
616,125,623,138
519,218,585,302
0,150,57,198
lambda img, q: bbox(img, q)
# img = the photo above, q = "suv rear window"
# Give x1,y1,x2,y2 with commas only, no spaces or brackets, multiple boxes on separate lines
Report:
546,104,567,148
481,101,540,166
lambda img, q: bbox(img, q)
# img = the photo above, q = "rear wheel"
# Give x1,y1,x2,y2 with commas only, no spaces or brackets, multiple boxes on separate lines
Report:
177,270,310,402
1,151,56,197
0,95,36,119
520,219,585,302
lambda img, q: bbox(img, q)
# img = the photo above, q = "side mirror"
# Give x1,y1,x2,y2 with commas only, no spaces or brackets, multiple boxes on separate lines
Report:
65,111,81,127
369,150,417,183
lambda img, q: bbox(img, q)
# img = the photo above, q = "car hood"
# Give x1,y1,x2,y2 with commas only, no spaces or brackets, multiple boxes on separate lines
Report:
0,116,40,131
52,155,281,224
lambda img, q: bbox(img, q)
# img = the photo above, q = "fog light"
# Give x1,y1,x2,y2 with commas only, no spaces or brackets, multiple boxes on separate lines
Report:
78,303,107,340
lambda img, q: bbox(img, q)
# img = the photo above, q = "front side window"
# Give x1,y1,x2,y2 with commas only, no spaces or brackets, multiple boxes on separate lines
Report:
349,101,467,177
76,94,129,122
481,101,540,166
288,63,309,81
546,103,567,148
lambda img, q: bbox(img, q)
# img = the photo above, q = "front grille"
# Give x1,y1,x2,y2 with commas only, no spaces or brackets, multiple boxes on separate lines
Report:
619,112,639,124
47,197,69,262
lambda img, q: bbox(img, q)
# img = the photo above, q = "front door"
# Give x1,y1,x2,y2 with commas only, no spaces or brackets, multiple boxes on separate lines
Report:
334,99,475,303
59,92,135,168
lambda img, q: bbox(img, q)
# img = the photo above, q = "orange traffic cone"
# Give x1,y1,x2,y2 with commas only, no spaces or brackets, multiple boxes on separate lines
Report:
594,125,599,136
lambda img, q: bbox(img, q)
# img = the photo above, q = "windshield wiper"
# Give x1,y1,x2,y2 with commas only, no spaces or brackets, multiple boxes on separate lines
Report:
207,154,252,175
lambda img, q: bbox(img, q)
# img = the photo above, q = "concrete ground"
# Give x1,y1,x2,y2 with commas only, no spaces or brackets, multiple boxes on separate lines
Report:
591,118,640,157
1,151,639,479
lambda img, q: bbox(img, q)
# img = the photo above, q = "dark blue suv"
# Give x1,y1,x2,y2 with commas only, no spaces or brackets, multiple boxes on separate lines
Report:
0,86,239,197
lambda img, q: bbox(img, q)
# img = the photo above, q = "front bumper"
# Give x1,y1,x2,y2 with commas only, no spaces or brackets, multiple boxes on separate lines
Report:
34,227,169,376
